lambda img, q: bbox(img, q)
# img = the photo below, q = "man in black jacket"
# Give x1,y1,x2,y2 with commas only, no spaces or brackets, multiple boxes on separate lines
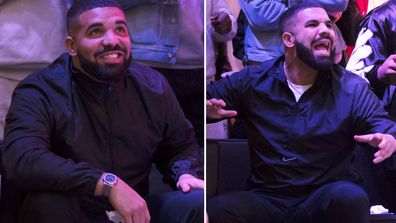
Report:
1,1,203,223
207,2,396,223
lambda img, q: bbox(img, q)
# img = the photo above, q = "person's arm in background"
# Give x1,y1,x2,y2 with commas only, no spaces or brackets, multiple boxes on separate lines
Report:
346,9,395,99
211,0,237,42
313,0,349,20
238,0,288,31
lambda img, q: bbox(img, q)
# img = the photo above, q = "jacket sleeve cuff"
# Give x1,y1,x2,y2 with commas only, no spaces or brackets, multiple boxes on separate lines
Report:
85,170,103,195
171,160,203,183
366,65,387,98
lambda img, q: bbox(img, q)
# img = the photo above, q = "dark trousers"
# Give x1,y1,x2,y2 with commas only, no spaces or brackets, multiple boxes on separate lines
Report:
207,181,369,223
18,189,203,223
153,68,204,147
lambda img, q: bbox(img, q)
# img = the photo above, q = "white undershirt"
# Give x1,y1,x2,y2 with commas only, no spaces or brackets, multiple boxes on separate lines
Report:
286,80,312,102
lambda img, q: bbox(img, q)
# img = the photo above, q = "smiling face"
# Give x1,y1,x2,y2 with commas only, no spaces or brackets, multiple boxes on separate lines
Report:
284,7,336,70
65,6,131,82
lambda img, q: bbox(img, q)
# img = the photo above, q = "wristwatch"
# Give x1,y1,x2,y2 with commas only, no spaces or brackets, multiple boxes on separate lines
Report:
102,173,118,197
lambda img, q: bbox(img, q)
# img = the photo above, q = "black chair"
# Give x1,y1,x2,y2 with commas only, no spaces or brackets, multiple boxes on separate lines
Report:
206,138,396,223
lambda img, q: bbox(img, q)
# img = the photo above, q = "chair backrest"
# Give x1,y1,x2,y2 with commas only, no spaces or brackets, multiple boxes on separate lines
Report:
207,139,250,198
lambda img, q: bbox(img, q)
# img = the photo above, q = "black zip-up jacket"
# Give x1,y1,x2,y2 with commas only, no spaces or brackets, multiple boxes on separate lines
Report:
2,53,203,199
208,57,396,196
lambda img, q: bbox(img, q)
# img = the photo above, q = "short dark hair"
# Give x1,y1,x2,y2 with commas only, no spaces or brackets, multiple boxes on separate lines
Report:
66,0,123,34
279,1,324,35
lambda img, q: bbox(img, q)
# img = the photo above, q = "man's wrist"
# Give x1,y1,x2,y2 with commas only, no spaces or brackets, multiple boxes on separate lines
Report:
95,172,118,197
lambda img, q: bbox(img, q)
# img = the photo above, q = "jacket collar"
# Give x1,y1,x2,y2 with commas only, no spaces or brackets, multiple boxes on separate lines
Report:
68,55,127,100
267,56,335,87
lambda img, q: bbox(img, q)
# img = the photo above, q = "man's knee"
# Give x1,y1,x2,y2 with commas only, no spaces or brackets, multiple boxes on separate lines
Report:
147,189,203,223
207,194,236,222
329,182,369,208
321,182,370,222
207,191,281,223
19,192,82,223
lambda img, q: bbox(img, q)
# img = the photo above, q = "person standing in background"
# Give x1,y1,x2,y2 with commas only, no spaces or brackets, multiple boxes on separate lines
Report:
0,0,72,142
121,1,205,146
207,0,237,82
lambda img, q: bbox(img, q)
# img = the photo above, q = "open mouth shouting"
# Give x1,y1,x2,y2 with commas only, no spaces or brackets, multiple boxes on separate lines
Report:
312,38,332,56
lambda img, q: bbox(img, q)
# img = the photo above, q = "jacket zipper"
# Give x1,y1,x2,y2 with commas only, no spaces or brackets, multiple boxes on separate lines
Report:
106,85,115,171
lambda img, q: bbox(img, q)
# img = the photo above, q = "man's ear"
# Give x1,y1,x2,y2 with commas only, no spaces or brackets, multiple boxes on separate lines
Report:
65,36,77,56
282,32,295,48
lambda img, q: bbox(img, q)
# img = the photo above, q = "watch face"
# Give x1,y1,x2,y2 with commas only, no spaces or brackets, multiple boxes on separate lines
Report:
104,173,116,184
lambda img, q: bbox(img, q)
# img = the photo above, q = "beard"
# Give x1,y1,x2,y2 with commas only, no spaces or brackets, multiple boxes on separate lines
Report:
295,41,335,71
78,45,131,82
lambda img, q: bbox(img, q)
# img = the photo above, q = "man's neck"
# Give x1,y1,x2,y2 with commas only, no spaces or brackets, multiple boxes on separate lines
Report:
284,54,318,86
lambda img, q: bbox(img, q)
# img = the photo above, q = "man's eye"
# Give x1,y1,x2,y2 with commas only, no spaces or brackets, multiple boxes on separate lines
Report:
116,26,126,33
306,23,317,27
89,28,101,36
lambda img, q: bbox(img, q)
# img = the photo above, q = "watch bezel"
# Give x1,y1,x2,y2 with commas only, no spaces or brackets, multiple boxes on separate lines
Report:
102,173,117,197
103,173,117,185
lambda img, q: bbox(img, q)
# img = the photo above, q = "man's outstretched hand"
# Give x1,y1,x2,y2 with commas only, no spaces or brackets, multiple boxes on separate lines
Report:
354,133,396,164
207,98,237,120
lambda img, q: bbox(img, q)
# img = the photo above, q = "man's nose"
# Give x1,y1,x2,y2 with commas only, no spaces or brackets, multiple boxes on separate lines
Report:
318,23,330,37
102,30,120,46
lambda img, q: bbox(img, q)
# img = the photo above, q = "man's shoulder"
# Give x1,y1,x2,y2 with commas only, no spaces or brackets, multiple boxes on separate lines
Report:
334,65,370,88
20,53,71,86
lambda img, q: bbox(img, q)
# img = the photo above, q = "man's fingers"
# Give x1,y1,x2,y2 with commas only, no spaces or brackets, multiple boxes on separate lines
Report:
132,213,141,223
353,134,372,142
356,133,396,164
373,152,386,164
219,109,237,118
177,182,191,193
124,216,132,223
186,179,204,190
193,179,205,190
207,98,237,119
145,209,151,223
354,134,382,147
374,143,392,164
207,98,226,107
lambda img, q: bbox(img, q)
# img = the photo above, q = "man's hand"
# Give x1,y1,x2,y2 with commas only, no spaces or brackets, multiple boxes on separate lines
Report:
108,178,150,223
354,133,396,164
176,174,204,193
377,54,396,84
211,11,232,35
207,98,237,120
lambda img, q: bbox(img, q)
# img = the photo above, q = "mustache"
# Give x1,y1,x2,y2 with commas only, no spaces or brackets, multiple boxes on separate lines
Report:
94,45,127,57
313,36,331,42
